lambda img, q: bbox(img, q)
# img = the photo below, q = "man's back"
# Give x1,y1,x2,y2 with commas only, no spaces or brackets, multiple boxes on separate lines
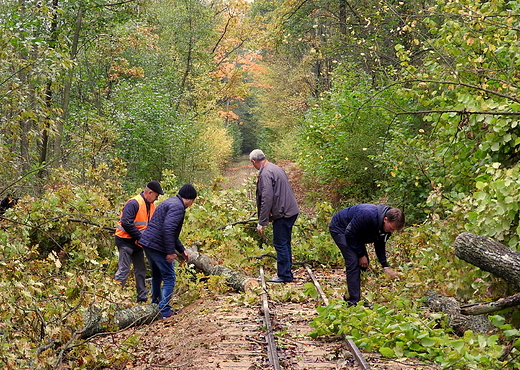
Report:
257,162,299,223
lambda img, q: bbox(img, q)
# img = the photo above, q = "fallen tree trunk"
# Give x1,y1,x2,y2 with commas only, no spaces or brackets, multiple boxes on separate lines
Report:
454,232,520,289
424,291,491,335
81,248,257,338
185,247,258,292
454,232,520,315
80,303,161,339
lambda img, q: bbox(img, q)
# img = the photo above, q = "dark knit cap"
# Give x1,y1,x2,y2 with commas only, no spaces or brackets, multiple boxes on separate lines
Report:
178,183,197,199
147,180,164,195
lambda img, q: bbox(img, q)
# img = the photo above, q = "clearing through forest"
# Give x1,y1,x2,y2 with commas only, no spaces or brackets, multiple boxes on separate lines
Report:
93,156,439,370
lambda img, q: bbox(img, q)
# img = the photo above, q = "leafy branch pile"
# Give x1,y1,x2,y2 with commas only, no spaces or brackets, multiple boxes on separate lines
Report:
310,303,517,369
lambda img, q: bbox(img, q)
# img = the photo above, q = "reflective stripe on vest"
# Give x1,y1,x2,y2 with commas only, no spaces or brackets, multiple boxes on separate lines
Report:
115,194,156,239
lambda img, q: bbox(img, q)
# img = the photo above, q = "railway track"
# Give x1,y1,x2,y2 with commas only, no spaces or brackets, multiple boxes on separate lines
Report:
101,266,440,369
259,265,370,370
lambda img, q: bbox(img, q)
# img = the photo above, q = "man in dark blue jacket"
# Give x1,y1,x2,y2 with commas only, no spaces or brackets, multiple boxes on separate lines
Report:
139,184,197,319
329,204,404,306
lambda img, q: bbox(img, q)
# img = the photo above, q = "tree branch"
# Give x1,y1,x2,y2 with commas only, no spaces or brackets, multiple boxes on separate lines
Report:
411,78,520,104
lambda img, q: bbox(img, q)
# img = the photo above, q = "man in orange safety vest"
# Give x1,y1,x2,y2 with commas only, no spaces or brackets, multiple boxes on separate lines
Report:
115,180,163,302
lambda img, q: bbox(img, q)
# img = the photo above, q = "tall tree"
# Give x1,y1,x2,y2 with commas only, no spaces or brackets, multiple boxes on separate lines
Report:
373,0,520,241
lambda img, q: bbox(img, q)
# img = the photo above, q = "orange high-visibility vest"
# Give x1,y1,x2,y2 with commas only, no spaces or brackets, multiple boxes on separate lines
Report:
115,194,155,239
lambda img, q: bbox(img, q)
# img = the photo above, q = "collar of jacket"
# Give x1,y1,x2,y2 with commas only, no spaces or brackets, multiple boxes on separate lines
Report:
257,160,269,178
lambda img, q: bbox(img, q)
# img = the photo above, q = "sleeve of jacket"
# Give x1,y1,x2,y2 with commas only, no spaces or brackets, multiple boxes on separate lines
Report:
257,173,273,226
343,213,373,257
163,203,185,255
120,200,142,240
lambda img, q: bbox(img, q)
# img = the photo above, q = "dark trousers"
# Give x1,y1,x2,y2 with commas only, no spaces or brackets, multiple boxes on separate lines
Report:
115,236,148,301
330,230,368,305
272,214,298,281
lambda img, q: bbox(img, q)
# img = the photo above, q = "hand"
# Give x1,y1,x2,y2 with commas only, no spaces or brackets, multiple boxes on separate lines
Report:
384,267,399,279
182,250,189,262
358,255,369,268
256,224,265,234
166,254,177,263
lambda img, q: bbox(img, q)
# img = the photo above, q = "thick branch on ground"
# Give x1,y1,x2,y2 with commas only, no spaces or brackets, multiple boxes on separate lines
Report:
185,247,258,292
80,304,160,339
68,218,116,233
461,292,520,315
455,232,520,289
424,290,491,335
454,232,520,314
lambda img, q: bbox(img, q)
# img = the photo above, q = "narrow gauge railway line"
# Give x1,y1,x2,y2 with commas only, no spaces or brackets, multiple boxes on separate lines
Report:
259,265,370,370
103,266,440,369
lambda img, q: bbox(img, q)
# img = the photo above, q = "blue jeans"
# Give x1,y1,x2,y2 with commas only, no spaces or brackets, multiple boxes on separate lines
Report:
272,214,298,281
143,247,176,317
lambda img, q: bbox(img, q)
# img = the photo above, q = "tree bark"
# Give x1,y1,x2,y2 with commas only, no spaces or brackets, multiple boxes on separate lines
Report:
454,232,520,289
185,247,258,292
461,292,520,315
56,7,83,164
80,303,161,339
424,290,491,335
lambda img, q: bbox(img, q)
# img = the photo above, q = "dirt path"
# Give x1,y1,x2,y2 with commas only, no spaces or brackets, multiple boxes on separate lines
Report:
220,155,257,190
220,155,310,215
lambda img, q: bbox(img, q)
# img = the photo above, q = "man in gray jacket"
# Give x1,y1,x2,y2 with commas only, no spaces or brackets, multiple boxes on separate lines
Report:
250,149,299,283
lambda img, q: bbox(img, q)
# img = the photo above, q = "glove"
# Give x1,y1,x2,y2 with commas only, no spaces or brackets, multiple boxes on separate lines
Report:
256,224,264,233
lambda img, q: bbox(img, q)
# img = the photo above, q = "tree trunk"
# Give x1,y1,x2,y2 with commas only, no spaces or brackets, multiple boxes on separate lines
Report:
454,232,520,289
185,247,258,292
80,303,161,339
56,7,83,164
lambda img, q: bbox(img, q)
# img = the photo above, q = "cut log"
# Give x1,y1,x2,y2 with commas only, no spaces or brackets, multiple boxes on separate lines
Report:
80,303,161,339
461,292,520,315
185,247,258,292
454,232,520,289
424,290,491,335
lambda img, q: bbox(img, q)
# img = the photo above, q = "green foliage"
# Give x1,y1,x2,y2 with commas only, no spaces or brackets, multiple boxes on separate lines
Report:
310,302,510,369
371,126,438,224
466,163,520,249
376,0,520,228
0,181,125,369
296,65,395,202
114,85,203,184
0,0,138,193
305,213,520,370
2,172,520,369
